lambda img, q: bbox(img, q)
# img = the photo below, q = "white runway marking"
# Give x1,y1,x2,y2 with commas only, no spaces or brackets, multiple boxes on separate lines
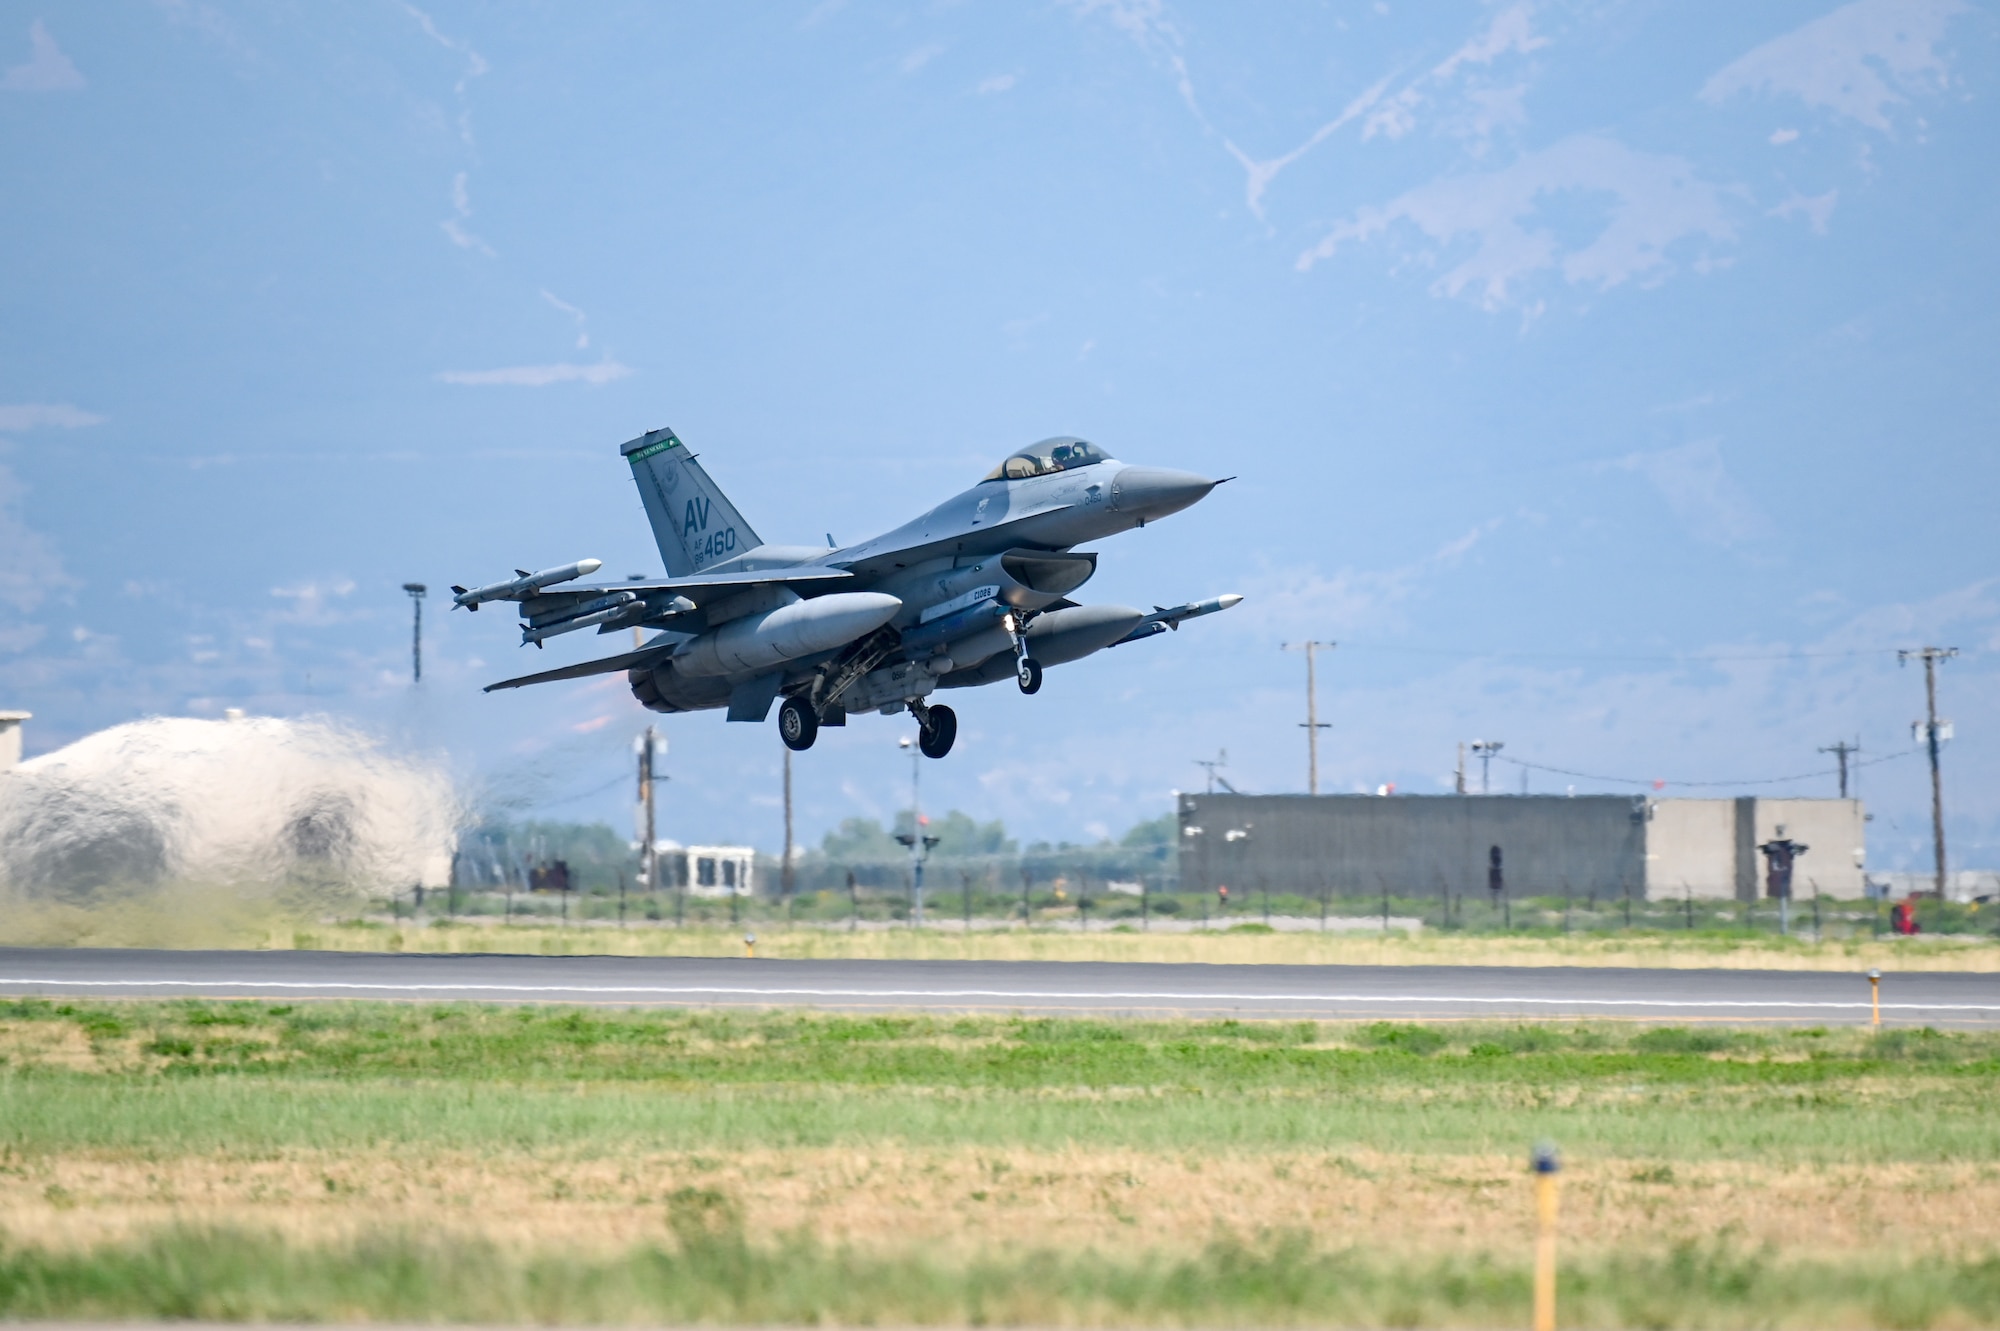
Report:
0,977,1993,1012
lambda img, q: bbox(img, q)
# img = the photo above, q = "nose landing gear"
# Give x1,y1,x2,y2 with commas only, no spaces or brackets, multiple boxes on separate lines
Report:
1003,611,1043,695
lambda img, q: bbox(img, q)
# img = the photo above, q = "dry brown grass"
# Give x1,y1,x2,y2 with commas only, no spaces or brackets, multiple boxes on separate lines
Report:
275,920,2000,972
7,1145,1996,1263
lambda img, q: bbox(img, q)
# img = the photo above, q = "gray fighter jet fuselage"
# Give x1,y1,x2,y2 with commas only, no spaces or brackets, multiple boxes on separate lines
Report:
456,429,1240,758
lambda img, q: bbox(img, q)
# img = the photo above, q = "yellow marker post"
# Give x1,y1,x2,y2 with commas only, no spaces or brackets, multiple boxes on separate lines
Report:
1531,1143,1561,1331
744,933,757,958
1868,969,1881,1028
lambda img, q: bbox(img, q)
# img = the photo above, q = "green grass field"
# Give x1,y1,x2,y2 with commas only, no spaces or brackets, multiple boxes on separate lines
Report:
0,1000,1997,1324
5,1226,1998,1329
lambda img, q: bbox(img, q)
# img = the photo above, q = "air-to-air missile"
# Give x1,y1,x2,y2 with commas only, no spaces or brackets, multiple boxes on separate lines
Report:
1111,593,1245,645
451,559,603,610
520,591,641,645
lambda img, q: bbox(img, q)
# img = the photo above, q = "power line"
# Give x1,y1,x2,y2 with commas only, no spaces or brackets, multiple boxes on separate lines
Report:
1337,643,1915,665
536,771,637,808
1495,747,1920,791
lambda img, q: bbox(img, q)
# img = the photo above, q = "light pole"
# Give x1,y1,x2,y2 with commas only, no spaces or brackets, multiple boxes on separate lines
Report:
1181,824,1204,913
1470,739,1504,795
781,745,795,910
402,583,426,682
894,736,939,924
1224,826,1250,919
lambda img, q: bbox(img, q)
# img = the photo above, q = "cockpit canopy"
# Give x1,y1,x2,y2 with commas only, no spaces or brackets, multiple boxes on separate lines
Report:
982,437,1111,482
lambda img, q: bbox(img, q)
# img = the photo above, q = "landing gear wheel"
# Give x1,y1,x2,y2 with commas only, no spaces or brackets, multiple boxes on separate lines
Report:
918,704,957,759
1016,657,1043,695
777,696,819,751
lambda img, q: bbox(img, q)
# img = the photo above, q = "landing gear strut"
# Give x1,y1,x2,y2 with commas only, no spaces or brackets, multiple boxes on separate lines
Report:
778,695,818,751
1003,611,1043,695
913,700,957,759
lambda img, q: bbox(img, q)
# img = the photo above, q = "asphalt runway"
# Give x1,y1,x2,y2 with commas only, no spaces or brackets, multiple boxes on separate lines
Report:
0,947,1995,1024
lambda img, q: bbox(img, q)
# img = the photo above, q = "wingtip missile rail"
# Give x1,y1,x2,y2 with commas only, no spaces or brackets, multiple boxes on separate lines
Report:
451,558,604,611
1111,592,1243,646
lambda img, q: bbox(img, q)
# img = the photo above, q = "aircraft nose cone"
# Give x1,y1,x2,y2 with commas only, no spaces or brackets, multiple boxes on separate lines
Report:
1111,466,1218,520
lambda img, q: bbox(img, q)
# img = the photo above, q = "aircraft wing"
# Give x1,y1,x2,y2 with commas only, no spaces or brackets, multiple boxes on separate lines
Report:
514,565,852,610
464,564,856,647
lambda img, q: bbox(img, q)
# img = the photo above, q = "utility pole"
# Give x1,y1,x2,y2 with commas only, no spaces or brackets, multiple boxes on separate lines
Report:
1195,750,1228,795
637,726,663,919
1281,641,1335,795
780,746,795,909
1899,647,1958,898
401,583,426,682
1455,741,1466,795
1818,739,1860,800
1470,739,1504,795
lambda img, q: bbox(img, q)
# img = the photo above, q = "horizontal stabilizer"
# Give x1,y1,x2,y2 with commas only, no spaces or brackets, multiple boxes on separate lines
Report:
484,641,677,693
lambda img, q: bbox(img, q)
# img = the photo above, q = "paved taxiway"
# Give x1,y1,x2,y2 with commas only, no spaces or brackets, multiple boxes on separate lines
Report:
0,947,1994,1024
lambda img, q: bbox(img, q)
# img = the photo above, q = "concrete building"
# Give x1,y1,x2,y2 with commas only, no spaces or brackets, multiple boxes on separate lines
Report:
1645,798,1866,899
1177,792,1867,902
652,841,757,897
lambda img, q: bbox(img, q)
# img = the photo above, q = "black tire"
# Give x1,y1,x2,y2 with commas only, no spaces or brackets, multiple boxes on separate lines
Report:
918,704,957,759
777,696,818,751
1016,657,1043,695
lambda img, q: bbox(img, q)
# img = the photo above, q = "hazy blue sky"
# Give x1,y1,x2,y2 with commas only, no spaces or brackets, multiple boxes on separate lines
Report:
3,0,1995,870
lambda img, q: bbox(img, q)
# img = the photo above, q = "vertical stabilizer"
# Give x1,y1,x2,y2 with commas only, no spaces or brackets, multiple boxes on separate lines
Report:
621,427,764,577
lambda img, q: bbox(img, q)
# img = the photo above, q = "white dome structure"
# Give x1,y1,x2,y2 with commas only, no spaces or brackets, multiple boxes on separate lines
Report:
0,714,458,906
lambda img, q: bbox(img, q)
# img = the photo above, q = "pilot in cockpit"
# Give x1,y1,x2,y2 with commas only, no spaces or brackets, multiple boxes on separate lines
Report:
985,438,1107,482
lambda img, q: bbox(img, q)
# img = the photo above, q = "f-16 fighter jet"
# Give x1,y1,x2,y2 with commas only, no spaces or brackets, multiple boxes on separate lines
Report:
453,429,1240,759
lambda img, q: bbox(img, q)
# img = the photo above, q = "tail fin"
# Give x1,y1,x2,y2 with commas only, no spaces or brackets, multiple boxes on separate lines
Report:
620,427,764,577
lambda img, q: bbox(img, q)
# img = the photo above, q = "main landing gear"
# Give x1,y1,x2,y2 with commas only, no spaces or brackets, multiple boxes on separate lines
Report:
778,695,818,752
779,694,956,759
914,700,957,759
